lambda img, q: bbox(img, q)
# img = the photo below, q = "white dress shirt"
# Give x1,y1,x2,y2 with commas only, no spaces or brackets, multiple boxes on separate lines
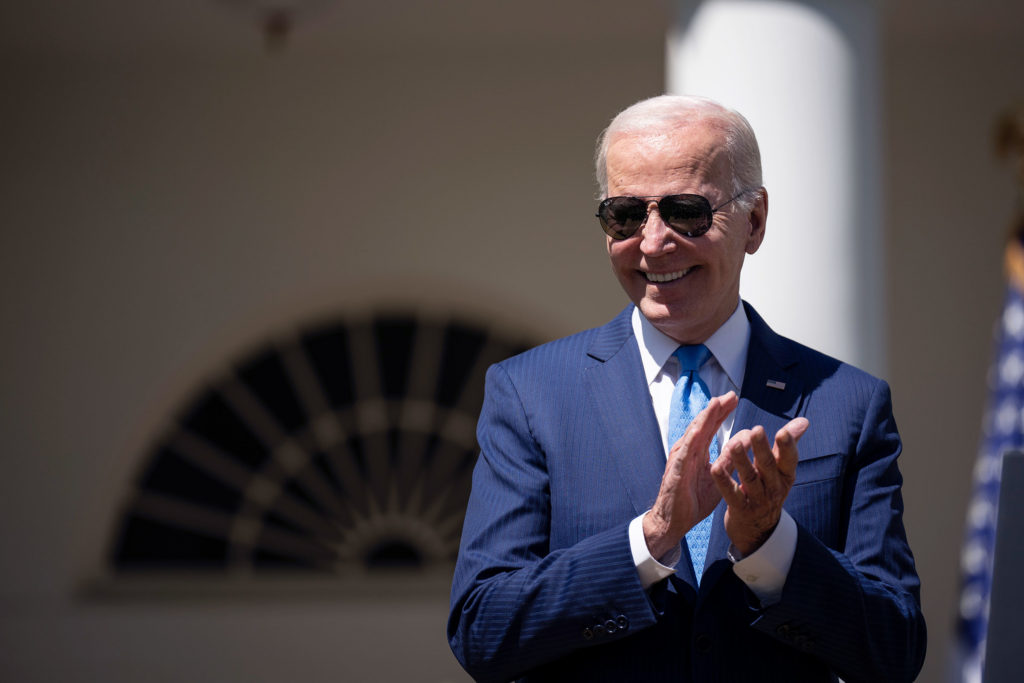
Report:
626,303,797,605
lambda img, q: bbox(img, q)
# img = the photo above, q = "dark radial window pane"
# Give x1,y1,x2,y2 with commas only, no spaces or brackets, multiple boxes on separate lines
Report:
236,349,307,434
139,446,242,513
179,392,269,470
301,323,355,409
436,322,487,407
374,315,416,399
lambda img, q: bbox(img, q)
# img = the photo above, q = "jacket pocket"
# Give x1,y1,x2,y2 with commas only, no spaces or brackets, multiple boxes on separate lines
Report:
792,452,844,486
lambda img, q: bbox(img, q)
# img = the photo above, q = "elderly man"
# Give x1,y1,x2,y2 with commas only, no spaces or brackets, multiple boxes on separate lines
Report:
448,95,926,682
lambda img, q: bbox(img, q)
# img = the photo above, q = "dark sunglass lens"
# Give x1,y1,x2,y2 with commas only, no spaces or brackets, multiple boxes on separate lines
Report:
598,197,647,239
660,195,712,236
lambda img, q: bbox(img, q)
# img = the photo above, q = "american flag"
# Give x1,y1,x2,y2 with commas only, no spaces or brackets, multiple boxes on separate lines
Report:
955,237,1024,682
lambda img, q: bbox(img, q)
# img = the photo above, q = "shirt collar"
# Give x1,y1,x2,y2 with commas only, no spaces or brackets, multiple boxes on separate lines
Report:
631,301,750,390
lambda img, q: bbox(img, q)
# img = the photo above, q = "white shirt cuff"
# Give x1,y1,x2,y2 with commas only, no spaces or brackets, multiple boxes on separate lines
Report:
629,512,679,589
728,509,797,606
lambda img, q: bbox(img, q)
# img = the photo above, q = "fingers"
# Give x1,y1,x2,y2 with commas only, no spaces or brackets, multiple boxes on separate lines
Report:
749,426,780,491
649,392,740,556
773,417,809,478
716,390,740,413
711,417,812,555
711,438,747,505
689,391,738,441
663,392,738,492
667,391,738,459
711,417,812,500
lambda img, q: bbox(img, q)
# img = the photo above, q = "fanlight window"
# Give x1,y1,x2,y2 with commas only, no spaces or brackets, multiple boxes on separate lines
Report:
111,312,531,573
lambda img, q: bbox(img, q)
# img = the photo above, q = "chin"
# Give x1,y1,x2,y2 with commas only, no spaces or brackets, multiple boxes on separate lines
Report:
642,290,733,342
637,300,695,342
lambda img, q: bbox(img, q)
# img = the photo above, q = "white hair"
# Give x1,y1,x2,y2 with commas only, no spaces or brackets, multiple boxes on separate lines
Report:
594,94,763,208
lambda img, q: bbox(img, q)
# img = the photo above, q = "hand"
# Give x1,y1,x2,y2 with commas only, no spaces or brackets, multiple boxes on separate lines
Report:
643,391,739,559
710,418,810,556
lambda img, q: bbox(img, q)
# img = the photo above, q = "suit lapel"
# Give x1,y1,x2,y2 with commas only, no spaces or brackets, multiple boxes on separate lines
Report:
584,307,666,519
702,303,804,589
731,305,803,432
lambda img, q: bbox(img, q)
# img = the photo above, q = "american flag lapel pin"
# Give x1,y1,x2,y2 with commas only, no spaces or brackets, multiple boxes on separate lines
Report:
766,379,787,390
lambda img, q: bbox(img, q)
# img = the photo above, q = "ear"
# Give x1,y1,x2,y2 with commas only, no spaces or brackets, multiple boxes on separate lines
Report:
744,187,768,255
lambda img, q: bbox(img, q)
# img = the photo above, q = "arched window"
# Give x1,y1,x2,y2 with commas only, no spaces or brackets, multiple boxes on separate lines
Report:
110,312,531,574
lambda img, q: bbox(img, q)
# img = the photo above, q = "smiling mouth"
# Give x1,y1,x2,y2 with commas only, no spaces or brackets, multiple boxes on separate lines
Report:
643,266,695,283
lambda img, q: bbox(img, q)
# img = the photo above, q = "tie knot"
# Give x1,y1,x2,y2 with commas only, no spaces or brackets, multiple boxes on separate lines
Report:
673,344,711,372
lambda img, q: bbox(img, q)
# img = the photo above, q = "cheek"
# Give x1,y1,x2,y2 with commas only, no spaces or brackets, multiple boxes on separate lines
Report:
607,241,633,270
708,233,748,272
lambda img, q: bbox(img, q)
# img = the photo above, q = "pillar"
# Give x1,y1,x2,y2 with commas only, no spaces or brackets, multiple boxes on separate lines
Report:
667,0,884,373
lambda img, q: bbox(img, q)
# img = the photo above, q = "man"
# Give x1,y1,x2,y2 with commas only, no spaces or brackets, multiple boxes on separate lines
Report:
448,95,926,682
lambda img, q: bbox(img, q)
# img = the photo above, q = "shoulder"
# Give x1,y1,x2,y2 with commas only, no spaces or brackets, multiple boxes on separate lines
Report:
494,306,634,379
743,303,892,423
745,302,885,385
782,334,882,390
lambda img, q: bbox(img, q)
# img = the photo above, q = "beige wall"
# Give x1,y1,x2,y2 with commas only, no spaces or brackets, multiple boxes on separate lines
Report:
0,28,665,683
1,4,1022,681
885,32,1024,683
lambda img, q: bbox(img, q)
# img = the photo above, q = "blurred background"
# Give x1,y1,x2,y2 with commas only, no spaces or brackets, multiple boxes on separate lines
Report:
2,1,1023,681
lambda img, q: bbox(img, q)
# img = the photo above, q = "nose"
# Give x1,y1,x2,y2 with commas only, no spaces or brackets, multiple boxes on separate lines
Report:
638,201,677,256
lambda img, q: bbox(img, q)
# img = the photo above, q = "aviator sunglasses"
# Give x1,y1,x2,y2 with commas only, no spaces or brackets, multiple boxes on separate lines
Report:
596,190,754,240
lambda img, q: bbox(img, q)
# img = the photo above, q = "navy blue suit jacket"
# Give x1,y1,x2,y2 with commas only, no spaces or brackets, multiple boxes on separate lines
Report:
448,304,926,682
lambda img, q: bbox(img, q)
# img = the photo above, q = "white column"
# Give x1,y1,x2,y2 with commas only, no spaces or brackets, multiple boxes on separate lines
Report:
667,0,884,374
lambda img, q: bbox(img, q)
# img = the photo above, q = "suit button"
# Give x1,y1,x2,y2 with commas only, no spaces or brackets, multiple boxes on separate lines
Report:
616,615,629,630
582,627,594,640
593,624,606,637
695,634,712,653
604,619,618,634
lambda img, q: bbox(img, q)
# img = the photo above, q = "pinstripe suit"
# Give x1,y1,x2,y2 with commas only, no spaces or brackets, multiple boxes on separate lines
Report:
448,303,926,682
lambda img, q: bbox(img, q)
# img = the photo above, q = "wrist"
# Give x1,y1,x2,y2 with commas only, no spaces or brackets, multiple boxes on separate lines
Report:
733,522,778,557
642,511,679,560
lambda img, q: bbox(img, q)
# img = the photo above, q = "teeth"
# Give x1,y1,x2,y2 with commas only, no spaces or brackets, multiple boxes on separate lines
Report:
645,268,691,283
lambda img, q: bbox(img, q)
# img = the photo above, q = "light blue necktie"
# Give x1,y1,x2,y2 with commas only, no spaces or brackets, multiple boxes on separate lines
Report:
667,344,717,583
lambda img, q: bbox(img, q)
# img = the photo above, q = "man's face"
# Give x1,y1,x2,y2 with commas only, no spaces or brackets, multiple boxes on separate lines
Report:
604,122,766,344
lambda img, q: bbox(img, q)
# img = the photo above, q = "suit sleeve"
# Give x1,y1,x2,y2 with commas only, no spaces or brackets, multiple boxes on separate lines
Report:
748,379,927,682
447,363,661,682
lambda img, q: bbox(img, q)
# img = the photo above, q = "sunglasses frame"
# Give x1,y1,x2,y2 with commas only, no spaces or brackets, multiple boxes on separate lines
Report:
596,190,754,240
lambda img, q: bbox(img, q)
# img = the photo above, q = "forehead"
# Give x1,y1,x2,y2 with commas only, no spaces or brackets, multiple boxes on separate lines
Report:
605,123,731,196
